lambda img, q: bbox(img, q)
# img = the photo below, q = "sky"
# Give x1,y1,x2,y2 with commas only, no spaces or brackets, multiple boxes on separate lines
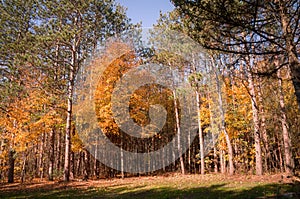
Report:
115,0,175,28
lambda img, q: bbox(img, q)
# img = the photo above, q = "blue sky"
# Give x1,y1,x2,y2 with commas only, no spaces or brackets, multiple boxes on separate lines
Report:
115,0,175,28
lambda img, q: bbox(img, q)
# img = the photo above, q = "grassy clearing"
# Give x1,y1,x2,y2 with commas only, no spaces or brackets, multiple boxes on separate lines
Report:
0,174,299,199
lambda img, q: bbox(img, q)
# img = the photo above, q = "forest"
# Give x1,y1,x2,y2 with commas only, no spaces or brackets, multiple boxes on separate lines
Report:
0,0,299,196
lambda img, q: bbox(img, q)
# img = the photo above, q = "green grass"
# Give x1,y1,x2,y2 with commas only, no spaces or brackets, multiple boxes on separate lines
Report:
1,174,299,199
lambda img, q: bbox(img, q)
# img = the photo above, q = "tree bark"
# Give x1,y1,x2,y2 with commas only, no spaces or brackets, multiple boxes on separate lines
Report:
56,130,61,174
64,29,77,181
120,136,124,179
248,71,263,175
212,133,218,173
195,90,205,175
273,34,295,174
39,133,45,179
77,151,83,176
64,66,74,181
70,151,75,179
8,149,15,183
257,79,270,172
188,127,191,172
277,71,294,175
21,151,27,183
214,65,234,175
220,149,225,174
289,60,300,110
173,90,185,175
278,138,284,173
280,4,300,110
48,129,55,181
207,90,218,173
94,138,100,179
83,149,90,180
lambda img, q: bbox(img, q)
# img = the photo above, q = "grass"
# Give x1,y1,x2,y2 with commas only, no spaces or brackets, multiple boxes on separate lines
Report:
0,174,299,199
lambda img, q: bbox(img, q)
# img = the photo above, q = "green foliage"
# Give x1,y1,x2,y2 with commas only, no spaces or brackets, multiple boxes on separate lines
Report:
0,0,136,182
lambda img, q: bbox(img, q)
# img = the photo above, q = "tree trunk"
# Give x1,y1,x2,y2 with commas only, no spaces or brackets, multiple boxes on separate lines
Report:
0,140,4,180
94,139,100,179
56,130,61,173
277,71,294,175
280,7,300,110
223,129,234,175
188,127,191,173
48,129,55,181
64,36,77,181
214,65,234,175
248,70,263,175
70,151,75,179
173,90,185,175
220,149,225,174
8,149,15,183
289,60,300,110
207,91,219,174
77,151,83,176
34,146,38,177
278,139,284,173
212,133,218,173
21,151,27,183
39,133,45,179
195,91,205,175
257,79,270,172
120,136,124,179
64,80,73,181
83,149,90,180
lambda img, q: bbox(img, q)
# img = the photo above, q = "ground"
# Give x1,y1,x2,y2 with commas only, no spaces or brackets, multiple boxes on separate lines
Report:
0,173,300,198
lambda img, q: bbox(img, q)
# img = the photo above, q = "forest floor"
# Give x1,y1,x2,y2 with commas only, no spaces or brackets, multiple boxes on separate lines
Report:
0,173,300,199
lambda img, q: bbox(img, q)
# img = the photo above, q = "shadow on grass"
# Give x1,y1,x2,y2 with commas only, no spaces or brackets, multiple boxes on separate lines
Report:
1,181,299,199
115,183,300,199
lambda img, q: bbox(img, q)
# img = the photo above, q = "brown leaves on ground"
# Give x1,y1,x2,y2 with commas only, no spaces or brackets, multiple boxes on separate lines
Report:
0,173,298,195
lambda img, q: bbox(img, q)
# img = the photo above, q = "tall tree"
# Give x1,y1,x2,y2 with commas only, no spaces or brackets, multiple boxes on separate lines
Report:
212,57,235,175
0,0,40,183
38,0,133,181
171,0,300,110
277,68,294,175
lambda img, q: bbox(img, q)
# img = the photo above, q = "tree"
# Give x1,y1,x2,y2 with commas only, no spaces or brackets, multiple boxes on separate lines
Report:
246,58,263,175
38,0,134,181
171,0,300,110
0,0,40,183
222,72,254,174
211,56,235,175
91,41,177,175
275,57,295,175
